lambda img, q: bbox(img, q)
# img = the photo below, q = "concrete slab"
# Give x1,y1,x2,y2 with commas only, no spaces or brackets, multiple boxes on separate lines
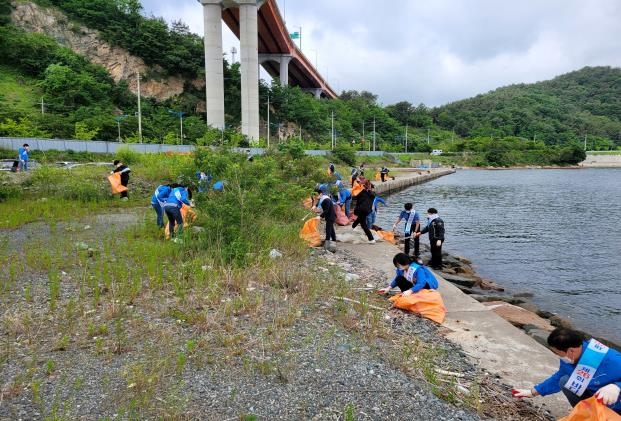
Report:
334,239,572,418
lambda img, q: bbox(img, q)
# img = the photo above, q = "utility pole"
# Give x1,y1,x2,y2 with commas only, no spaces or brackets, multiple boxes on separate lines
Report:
331,110,335,150
40,97,45,115
372,117,376,151
427,127,430,144
267,95,270,148
405,123,408,153
137,72,142,143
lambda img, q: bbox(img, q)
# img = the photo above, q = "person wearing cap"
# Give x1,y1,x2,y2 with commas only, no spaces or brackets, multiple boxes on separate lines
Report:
512,327,621,414
111,159,131,200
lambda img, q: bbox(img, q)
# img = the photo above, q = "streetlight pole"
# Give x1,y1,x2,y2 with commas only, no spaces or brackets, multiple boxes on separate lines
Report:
373,117,376,151
114,115,128,142
167,109,186,144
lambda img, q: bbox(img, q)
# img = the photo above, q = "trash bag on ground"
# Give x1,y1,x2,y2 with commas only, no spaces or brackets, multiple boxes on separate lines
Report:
558,396,621,421
300,216,322,247
389,289,447,324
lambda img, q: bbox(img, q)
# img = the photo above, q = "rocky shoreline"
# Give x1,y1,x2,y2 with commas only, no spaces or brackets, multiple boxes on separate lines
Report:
410,240,621,351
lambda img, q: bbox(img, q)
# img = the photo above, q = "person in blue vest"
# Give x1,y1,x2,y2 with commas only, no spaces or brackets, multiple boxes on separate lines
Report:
378,253,438,296
312,188,337,243
392,203,421,258
512,327,621,414
335,180,352,217
162,186,193,242
151,183,190,228
18,143,30,171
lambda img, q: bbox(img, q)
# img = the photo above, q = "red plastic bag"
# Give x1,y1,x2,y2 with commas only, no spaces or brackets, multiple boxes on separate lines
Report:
558,396,621,421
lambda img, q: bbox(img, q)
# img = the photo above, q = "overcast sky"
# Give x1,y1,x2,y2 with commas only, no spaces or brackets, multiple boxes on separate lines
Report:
140,0,621,107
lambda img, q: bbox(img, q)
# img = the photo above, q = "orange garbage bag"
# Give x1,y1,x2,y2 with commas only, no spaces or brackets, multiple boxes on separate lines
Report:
351,182,363,197
374,171,381,181
164,204,197,239
107,172,127,194
558,396,621,421
335,203,349,226
299,216,322,247
375,230,396,244
389,289,446,324
302,197,314,209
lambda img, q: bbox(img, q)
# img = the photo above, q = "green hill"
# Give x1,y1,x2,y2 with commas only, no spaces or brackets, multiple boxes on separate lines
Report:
431,66,621,149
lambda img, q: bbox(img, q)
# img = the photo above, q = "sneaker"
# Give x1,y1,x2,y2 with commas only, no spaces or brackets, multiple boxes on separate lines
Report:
368,240,376,244
172,238,183,244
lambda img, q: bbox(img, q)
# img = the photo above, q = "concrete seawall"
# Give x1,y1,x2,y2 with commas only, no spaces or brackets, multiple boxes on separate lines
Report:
580,154,621,167
369,168,456,195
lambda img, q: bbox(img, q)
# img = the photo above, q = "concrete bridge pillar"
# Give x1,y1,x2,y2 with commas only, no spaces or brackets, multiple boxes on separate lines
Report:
258,54,293,86
199,0,225,131
238,0,261,142
305,88,323,99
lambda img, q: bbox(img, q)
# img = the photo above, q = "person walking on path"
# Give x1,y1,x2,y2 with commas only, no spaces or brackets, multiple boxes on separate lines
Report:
392,202,421,258
512,327,621,415
351,180,376,243
163,186,193,242
416,207,444,269
378,253,438,296
312,188,337,243
17,143,30,171
112,159,131,200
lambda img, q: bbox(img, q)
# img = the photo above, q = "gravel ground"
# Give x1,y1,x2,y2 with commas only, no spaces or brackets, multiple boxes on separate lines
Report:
0,212,552,420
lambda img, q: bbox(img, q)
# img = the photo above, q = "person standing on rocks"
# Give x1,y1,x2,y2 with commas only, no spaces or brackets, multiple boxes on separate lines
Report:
351,180,376,244
111,159,131,200
392,202,421,258
416,208,445,269
312,188,337,244
378,253,438,296
512,327,621,415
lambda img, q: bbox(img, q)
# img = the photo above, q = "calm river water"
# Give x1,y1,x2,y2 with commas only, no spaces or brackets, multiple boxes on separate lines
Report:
375,168,621,344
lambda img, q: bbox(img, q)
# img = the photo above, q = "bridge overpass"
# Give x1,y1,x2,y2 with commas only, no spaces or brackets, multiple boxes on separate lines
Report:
198,0,336,141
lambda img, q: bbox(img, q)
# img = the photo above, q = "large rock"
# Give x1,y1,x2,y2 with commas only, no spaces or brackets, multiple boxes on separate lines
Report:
482,301,554,331
439,273,480,288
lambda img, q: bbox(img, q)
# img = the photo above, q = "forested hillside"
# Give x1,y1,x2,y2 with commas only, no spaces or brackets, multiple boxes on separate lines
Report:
0,0,617,166
432,67,621,150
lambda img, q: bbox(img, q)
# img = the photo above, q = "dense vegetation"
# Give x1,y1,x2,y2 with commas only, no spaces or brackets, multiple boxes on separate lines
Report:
1,0,616,166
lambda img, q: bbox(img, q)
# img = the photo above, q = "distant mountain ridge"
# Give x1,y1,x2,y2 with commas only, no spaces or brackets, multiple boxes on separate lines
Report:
431,66,621,146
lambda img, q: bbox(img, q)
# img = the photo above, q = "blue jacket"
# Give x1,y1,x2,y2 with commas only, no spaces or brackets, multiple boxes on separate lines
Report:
372,196,386,213
164,187,191,209
18,147,29,161
151,185,172,205
338,188,351,203
534,340,621,411
390,264,439,293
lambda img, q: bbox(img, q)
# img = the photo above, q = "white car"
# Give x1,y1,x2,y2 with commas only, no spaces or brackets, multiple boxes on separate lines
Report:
430,149,443,156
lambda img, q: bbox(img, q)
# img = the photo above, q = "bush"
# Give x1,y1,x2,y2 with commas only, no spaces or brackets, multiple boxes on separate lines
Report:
331,144,356,167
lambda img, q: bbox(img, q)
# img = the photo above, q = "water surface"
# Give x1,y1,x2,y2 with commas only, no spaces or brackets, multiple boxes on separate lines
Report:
375,168,621,344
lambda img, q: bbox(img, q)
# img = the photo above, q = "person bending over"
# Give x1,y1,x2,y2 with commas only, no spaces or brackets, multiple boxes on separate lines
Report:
378,253,438,296
512,327,621,414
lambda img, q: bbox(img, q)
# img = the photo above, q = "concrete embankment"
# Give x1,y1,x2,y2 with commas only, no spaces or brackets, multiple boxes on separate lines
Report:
580,154,621,167
368,168,456,195
334,238,571,418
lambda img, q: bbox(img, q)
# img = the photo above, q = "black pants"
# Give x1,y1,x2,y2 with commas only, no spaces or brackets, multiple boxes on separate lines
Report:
404,231,420,257
164,206,183,238
324,218,336,241
380,173,386,182
120,175,129,198
430,239,443,269
352,211,374,241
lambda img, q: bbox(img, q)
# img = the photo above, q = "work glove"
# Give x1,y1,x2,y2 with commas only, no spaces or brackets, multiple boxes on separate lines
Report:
595,383,620,405
511,388,533,398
